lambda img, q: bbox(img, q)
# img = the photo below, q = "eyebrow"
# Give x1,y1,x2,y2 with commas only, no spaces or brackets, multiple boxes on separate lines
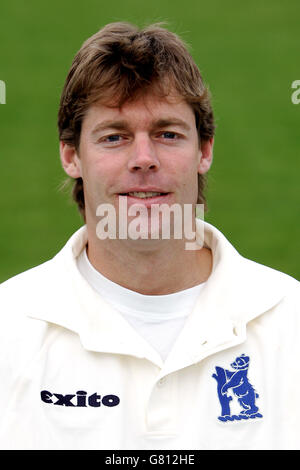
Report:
90,117,191,136
153,118,191,132
90,120,128,136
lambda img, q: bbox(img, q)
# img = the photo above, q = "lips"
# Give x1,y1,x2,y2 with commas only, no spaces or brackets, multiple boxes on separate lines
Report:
120,191,168,199
117,190,172,208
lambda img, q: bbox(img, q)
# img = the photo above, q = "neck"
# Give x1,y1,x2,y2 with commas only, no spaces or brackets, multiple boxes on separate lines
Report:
86,226,212,295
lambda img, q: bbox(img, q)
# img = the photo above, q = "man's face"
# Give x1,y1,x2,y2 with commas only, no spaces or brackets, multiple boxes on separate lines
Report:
61,91,213,237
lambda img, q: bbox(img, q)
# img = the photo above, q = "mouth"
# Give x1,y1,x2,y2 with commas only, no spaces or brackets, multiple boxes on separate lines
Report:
119,191,170,199
117,191,172,208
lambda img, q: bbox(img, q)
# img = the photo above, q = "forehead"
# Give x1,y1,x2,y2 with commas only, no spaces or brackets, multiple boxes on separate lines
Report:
82,92,196,132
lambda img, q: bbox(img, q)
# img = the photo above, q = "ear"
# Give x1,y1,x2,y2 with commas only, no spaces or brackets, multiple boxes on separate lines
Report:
60,141,82,178
197,137,214,174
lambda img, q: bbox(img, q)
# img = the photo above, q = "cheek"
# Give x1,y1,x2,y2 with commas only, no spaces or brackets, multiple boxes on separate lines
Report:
173,154,199,182
81,153,124,199
167,146,198,172
79,147,106,180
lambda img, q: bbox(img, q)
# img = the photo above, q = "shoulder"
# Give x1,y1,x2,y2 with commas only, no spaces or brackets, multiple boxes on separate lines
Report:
239,254,300,313
0,226,86,311
241,255,299,289
237,257,300,338
0,261,57,339
0,260,55,303
202,221,300,324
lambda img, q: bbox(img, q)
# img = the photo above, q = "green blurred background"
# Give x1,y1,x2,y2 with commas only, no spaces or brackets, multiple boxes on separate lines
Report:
0,0,299,282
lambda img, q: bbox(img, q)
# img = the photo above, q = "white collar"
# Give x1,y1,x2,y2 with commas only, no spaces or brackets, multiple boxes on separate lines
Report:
26,221,298,372
76,244,205,318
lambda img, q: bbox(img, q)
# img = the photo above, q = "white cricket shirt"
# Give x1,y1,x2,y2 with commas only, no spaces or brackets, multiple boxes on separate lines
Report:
0,220,299,450
76,247,205,361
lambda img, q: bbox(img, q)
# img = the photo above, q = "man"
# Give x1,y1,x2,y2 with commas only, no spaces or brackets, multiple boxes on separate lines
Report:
0,22,299,450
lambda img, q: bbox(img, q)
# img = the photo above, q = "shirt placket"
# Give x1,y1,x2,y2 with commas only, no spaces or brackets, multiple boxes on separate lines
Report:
145,372,179,436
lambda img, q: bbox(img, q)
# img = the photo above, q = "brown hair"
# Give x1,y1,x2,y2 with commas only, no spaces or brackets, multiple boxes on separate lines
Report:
58,22,215,217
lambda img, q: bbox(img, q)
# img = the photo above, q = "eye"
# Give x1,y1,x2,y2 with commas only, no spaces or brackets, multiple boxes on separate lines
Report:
99,134,128,146
105,134,123,143
160,131,179,139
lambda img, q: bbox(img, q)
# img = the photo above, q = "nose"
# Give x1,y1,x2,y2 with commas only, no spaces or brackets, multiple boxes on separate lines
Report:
127,134,160,173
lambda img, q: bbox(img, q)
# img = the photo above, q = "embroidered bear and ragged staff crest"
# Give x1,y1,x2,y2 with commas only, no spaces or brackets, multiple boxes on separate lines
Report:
212,354,263,422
